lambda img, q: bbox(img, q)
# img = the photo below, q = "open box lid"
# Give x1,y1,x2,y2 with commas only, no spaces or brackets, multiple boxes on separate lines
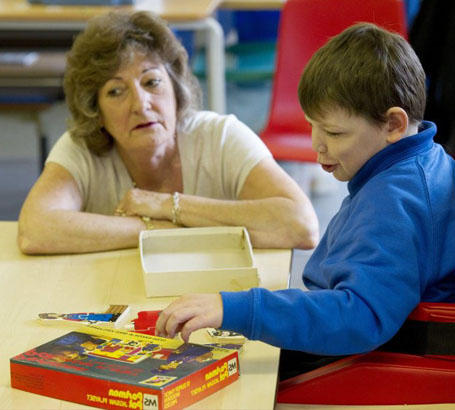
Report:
139,226,259,297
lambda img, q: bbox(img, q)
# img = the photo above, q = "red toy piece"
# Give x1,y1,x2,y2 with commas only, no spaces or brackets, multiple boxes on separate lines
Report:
277,302,455,405
131,310,162,335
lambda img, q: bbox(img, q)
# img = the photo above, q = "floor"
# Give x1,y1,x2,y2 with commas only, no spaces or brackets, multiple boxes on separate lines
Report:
0,78,347,288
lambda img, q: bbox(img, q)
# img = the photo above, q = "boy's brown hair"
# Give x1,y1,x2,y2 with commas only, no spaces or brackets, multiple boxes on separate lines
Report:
298,23,426,126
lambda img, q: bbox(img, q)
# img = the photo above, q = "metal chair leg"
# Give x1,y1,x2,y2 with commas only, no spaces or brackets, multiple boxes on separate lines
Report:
32,111,48,171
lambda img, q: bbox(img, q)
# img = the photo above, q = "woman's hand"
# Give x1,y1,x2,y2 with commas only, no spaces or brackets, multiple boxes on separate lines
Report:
115,188,171,220
155,294,223,342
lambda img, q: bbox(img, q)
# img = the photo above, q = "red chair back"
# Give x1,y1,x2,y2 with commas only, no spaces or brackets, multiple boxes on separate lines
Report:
260,0,407,162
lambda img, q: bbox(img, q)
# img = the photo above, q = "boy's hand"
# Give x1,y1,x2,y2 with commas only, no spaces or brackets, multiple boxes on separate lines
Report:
155,294,223,342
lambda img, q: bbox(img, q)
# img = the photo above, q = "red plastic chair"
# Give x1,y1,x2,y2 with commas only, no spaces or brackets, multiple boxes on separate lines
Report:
277,303,455,405
260,0,408,162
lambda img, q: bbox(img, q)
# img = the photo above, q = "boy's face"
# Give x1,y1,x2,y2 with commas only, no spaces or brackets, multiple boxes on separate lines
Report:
306,108,389,181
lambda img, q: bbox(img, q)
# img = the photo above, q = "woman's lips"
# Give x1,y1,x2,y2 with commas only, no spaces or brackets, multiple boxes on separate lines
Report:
134,122,156,130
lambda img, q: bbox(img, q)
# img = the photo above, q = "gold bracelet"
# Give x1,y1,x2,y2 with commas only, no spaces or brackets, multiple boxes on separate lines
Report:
172,192,182,225
140,216,154,230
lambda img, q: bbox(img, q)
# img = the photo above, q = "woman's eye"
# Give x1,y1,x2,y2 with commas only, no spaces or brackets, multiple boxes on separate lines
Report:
326,130,341,137
146,78,161,88
107,88,122,97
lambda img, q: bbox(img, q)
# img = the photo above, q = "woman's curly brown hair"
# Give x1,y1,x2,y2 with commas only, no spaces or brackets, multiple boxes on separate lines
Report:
64,11,202,155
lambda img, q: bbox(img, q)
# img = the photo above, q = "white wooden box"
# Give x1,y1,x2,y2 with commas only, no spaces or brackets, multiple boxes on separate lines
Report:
140,227,258,297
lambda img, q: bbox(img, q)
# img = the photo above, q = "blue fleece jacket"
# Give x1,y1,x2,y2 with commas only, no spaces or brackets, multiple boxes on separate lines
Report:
221,121,455,355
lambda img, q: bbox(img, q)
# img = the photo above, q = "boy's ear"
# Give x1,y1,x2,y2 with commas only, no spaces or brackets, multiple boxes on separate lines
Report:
385,107,409,144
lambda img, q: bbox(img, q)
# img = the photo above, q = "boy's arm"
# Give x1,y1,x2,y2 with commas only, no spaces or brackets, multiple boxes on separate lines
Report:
155,282,416,355
219,182,427,354
157,183,426,354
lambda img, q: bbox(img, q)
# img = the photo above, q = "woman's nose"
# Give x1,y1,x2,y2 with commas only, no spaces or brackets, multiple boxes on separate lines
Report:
131,86,150,114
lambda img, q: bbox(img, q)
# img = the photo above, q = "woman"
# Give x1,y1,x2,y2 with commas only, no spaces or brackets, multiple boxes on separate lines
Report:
17,11,318,254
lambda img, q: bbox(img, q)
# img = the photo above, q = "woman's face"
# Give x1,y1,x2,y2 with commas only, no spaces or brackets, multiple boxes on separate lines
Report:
98,52,177,153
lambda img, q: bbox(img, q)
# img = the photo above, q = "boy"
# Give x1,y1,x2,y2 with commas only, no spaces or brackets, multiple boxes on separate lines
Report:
155,23,455,373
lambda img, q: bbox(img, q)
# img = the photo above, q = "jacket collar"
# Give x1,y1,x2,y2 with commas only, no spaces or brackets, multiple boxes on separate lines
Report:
348,121,437,197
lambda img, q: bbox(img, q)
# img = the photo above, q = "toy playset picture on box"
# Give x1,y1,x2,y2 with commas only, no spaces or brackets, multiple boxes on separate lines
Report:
10,325,240,410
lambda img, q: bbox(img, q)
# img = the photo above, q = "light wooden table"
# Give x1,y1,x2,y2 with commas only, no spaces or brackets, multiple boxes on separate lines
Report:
0,221,291,410
3,221,452,410
0,0,225,114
